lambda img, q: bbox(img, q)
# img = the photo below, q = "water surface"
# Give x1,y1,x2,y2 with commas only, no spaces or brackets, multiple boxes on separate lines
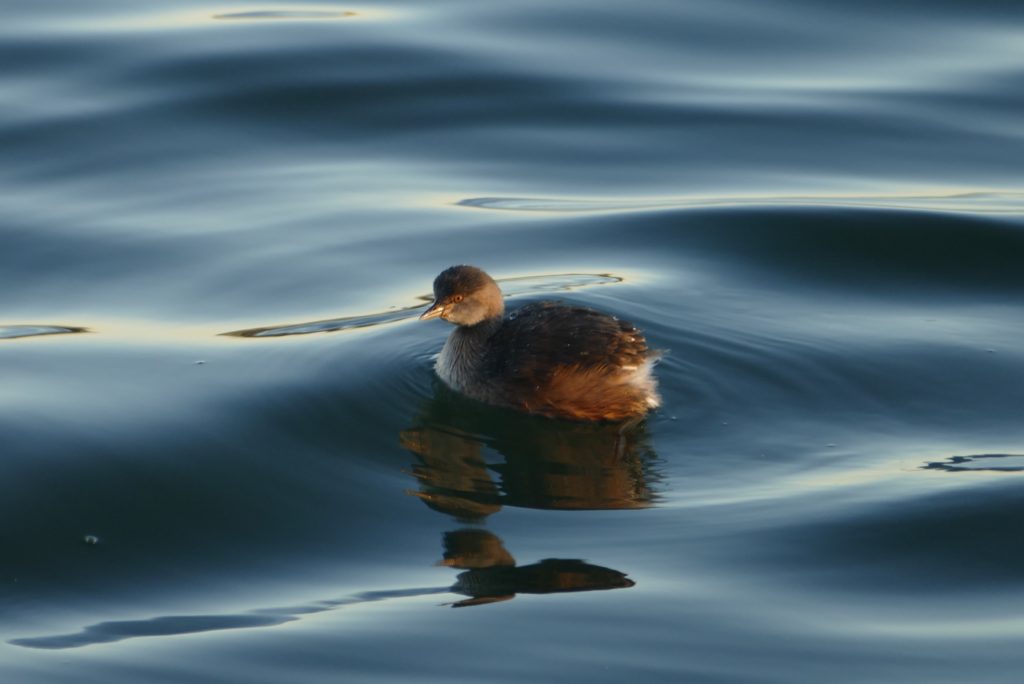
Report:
2,1,1023,683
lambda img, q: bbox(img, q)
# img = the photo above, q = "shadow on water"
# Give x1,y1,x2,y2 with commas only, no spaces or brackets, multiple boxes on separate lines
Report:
8,583,454,650
0,325,87,340
923,453,1024,473
10,534,632,649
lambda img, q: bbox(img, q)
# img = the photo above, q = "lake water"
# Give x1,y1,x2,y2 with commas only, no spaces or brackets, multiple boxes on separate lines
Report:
2,1,1023,682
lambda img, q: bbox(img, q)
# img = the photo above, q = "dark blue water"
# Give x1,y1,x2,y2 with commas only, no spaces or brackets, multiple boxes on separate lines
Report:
3,2,1023,682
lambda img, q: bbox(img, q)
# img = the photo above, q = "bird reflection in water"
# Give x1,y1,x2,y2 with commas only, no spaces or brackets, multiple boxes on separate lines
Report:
441,529,635,607
400,381,658,605
401,381,657,520
10,384,657,649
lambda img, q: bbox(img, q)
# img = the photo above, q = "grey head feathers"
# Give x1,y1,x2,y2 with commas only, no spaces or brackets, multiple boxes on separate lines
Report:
420,265,505,326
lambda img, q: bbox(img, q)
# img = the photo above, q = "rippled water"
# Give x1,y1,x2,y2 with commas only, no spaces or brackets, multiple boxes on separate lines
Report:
3,2,1023,682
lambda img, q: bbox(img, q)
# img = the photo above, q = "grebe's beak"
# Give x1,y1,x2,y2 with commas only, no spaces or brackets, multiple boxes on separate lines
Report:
419,300,445,320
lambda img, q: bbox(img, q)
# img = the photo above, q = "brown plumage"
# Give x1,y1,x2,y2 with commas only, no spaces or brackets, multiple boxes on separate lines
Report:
420,265,660,421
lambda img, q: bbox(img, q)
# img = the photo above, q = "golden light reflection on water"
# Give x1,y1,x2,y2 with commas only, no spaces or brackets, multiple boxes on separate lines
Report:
64,6,398,33
212,10,358,21
222,272,635,338
0,320,230,345
1,271,639,344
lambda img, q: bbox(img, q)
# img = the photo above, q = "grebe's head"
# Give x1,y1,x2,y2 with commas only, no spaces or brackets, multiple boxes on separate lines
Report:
420,265,504,326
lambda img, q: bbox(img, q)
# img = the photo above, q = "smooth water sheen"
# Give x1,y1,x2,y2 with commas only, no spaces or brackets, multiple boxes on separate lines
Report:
3,1,1023,682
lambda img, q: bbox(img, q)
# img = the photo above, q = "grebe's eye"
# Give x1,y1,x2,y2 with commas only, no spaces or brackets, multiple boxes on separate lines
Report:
452,294,464,303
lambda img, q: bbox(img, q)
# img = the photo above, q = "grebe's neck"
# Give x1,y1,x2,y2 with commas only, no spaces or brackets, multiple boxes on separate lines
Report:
435,317,501,393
